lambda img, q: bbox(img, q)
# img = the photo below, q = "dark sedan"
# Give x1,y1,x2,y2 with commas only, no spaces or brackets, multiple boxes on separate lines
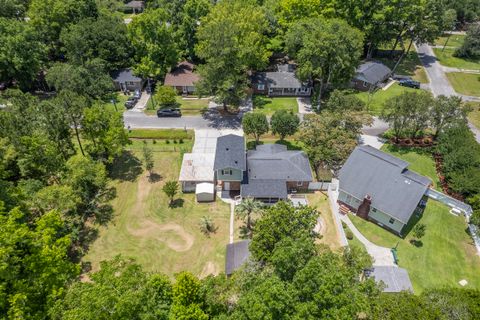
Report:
157,108,182,117
398,79,420,89
124,96,138,109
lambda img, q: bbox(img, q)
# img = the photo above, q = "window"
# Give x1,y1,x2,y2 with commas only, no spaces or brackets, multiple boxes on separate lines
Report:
363,81,368,87
221,169,232,176
389,218,395,224
372,208,377,213
257,84,265,90
297,181,303,187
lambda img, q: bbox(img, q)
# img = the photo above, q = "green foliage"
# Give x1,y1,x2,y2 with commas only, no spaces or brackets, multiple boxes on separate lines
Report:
128,129,193,140
142,142,154,175
242,113,269,144
412,223,427,240
270,110,300,140
155,85,179,108
162,180,179,205
128,8,179,78
0,0,28,18
346,230,354,240
235,197,264,237
199,216,216,235
250,201,318,262
270,236,316,281
326,90,366,112
431,95,468,137
0,18,46,90
169,272,208,320
60,14,132,70
49,256,173,320
195,0,271,107
454,24,480,58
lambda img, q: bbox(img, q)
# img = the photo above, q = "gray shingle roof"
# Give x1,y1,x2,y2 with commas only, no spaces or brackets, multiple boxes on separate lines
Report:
213,135,246,171
246,144,313,181
225,240,250,275
112,68,142,83
355,61,391,84
252,71,306,89
241,179,288,198
339,145,431,224
125,1,144,8
367,266,414,293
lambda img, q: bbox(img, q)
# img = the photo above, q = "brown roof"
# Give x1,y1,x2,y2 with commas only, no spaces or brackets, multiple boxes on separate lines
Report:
164,61,200,87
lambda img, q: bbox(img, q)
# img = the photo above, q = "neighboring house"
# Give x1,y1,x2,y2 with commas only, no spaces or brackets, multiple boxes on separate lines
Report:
225,240,251,276
164,61,200,95
365,266,414,293
241,144,313,203
125,1,145,14
338,145,431,236
352,61,391,91
251,64,312,97
178,153,215,192
112,68,144,92
214,134,246,192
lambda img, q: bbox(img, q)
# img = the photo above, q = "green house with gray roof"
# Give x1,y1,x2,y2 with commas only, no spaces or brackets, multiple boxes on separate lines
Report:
338,145,432,235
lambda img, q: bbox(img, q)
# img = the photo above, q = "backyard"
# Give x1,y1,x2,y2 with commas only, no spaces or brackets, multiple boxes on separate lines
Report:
445,72,480,97
353,83,418,115
252,95,299,115
350,201,480,293
83,136,233,278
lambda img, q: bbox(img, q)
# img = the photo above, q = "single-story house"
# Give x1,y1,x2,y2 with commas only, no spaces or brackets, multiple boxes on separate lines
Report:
195,183,215,202
338,145,431,236
365,266,414,293
178,153,215,192
251,64,312,97
112,68,144,92
125,1,145,14
352,61,391,91
213,135,313,203
225,240,251,276
164,61,200,94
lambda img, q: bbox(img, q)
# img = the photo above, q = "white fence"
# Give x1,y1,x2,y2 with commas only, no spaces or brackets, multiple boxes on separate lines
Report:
309,181,331,191
327,179,348,247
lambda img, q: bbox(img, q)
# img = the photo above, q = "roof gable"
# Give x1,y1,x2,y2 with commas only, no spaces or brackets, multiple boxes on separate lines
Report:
339,145,431,223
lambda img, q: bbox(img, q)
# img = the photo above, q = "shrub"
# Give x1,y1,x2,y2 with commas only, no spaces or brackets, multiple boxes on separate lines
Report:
346,230,354,240
166,140,170,144
152,140,157,144
179,138,184,144
173,139,178,144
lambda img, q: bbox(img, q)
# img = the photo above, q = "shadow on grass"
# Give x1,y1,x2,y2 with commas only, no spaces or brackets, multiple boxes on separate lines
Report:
252,95,272,109
109,151,143,182
148,172,162,183
169,198,184,208
410,239,424,247
383,143,433,157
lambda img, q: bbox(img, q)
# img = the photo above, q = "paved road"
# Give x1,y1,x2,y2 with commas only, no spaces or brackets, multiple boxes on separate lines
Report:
416,43,480,143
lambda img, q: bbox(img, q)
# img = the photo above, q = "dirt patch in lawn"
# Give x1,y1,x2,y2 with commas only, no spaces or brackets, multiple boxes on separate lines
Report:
200,261,220,278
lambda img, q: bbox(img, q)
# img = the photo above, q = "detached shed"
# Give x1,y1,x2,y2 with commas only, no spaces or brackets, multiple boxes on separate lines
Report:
196,183,215,202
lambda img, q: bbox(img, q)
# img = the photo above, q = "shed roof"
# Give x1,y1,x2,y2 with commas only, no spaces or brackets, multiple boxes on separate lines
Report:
355,61,391,84
164,61,200,87
339,145,431,224
367,266,414,293
125,1,145,8
178,153,215,182
225,240,251,275
112,68,142,83
195,182,215,195
214,135,246,171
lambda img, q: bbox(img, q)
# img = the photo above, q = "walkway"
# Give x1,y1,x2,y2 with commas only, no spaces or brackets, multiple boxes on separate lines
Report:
131,91,150,112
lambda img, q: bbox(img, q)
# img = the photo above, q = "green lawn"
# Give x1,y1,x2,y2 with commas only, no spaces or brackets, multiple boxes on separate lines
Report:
84,141,232,278
434,34,466,48
353,83,419,115
308,193,343,251
147,96,209,116
381,144,441,190
104,93,129,114
446,72,480,97
350,201,480,293
379,51,429,83
433,48,480,70
128,128,194,140
467,102,480,129
252,96,299,115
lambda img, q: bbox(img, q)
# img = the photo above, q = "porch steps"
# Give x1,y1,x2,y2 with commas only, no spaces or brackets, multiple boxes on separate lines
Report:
339,204,351,215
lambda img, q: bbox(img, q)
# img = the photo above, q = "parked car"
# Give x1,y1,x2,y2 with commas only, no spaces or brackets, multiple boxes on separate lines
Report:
157,108,182,117
124,96,138,109
398,79,420,89
134,89,142,99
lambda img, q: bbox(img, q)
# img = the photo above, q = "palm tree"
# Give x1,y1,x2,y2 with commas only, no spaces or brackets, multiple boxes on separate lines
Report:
235,197,264,237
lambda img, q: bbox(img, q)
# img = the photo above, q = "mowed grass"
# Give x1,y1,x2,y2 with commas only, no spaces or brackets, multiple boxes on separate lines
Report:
433,47,480,70
83,141,232,278
434,34,466,48
146,96,210,116
350,201,480,293
128,128,194,140
307,192,343,251
379,51,429,83
353,83,419,115
446,72,480,97
252,96,299,115
381,144,441,190
467,102,480,129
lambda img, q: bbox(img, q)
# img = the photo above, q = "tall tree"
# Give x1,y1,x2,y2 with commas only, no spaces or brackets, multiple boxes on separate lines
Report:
242,113,269,145
0,0,29,18
431,95,468,138
285,18,364,103
270,110,300,140
128,8,179,79
455,24,480,58
195,0,271,109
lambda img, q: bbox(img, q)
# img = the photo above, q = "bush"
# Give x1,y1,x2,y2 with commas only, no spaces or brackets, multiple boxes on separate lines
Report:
152,140,157,144
166,140,170,144
179,138,184,144
173,139,177,144
346,230,354,240
154,85,178,108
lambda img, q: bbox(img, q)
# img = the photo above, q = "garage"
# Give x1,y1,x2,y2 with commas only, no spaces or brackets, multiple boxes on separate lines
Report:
196,183,215,202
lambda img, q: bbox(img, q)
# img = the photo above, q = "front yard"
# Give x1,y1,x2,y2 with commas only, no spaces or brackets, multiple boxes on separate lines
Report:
353,83,419,115
83,136,232,278
252,95,299,115
146,96,209,116
434,34,466,48
445,72,480,97
350,201,480,293
378,51,429,83
468,102,480,129
432,47,480,70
